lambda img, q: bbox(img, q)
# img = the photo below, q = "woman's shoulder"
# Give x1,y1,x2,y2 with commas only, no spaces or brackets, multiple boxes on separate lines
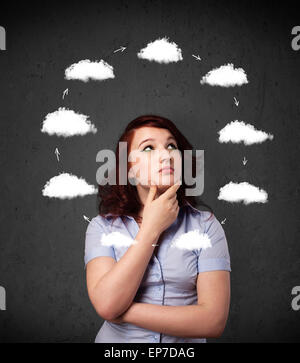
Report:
87,214,126,233
85,214,113,232
182,204,228,251
90,214,108,225
183,202,214,220
183,202,222,233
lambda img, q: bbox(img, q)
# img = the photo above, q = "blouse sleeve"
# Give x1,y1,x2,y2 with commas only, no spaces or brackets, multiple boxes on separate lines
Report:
84,216,116,269
196,213,231,273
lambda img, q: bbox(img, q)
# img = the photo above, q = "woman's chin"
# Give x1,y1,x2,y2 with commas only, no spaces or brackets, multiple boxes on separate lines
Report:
151,178,177,189
138,176,180,188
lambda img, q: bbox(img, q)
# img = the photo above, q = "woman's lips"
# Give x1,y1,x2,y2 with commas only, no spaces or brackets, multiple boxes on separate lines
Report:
159,167,174,174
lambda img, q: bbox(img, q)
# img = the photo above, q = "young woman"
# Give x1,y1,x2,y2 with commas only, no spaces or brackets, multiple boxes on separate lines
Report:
84,115,231,343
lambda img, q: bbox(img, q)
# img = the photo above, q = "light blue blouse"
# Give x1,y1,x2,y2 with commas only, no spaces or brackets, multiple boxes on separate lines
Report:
84,202,231,343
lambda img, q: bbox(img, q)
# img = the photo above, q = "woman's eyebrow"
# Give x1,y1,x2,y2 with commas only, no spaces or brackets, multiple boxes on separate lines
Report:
138,136,176,147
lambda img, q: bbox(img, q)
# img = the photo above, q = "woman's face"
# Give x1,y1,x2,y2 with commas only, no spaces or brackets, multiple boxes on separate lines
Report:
128,127,182,190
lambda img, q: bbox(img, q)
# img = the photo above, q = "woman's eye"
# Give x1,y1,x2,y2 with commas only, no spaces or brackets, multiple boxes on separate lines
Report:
142,143,177,152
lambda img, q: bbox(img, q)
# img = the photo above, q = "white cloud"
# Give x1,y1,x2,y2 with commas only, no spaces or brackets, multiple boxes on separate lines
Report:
170,230,212,251
64,59,115,82
218,120,274,145
101,232,138,248
218,181,268,204
41,107,97,137
137,36,183,63
200,63,248,87
42,172,97,199
99,230,212,251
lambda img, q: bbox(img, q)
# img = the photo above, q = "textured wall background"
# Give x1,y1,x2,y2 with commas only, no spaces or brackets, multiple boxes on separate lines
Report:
0,0,299,342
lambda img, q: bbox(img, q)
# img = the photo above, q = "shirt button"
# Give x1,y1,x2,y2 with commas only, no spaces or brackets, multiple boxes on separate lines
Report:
157,286,161,291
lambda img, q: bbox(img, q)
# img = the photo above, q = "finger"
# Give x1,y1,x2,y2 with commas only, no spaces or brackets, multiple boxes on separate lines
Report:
146,183,157,203
168,193,177,204
171,204,179,215
163,181,181,200
168,198,178,210
170,193,178,203
171,198,178,207
174,204,179,214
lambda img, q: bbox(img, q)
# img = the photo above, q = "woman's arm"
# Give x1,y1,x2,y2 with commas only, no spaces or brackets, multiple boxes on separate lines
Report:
87,226,160,321
87,184,182,321
110,270,231,339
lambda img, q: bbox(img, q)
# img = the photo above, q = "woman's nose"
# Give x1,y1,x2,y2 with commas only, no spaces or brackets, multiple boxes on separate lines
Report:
159,148,172,163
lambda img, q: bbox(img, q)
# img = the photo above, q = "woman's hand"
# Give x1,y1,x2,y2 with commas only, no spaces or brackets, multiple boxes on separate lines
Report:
141,181,181,237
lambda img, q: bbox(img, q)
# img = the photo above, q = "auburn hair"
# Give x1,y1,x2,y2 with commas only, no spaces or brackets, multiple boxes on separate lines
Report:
97,115,214,225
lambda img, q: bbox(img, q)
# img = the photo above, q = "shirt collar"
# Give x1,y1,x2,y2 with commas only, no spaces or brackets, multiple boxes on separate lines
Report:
104,213,134,221
183,201,201,214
